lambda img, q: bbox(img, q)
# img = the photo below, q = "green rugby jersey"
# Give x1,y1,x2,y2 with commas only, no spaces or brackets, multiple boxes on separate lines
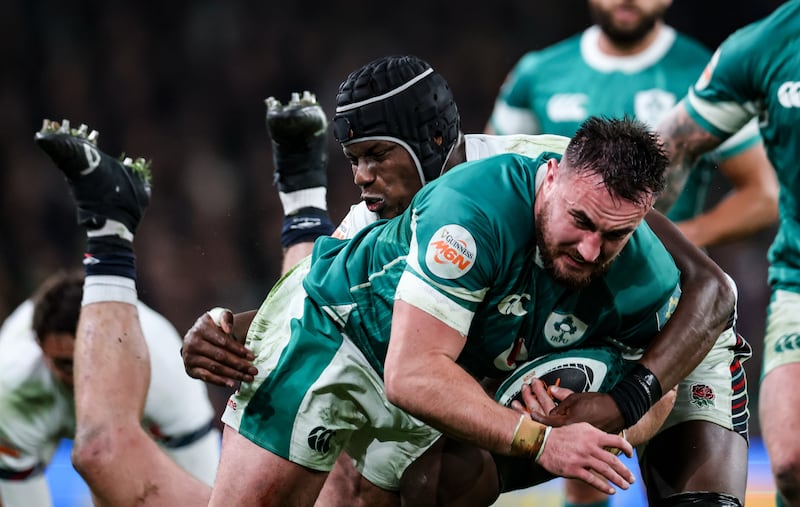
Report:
685,0,800,292
489,25,760,222
305,152,679,380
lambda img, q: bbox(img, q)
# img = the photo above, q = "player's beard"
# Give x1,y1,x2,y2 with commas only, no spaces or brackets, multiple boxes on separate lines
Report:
535,200,614,290
589,2,668,47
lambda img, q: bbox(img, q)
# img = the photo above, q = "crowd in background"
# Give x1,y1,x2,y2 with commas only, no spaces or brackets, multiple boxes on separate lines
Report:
0,0,784,432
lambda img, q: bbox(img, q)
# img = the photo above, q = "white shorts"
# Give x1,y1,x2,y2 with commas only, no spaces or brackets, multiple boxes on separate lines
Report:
657,326,751,440
762,289,800,377
221,258,441,491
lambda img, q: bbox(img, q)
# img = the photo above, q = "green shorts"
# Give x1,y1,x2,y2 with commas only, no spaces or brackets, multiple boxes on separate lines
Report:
221,257,441,491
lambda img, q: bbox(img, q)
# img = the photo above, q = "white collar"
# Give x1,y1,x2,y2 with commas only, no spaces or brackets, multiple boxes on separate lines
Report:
580,24,676,74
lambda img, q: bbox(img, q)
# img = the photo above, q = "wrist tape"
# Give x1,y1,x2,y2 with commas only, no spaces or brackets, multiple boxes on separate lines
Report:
510,415,550,459
608,363,663,427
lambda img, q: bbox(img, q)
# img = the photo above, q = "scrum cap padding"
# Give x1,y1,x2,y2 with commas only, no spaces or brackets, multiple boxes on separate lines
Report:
333,55,460,185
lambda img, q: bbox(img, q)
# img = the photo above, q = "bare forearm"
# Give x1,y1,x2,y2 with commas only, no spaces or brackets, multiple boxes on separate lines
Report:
677,187,778,247
385,356,520,456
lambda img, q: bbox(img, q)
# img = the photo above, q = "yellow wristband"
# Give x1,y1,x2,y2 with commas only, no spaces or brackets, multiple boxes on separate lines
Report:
534,425,552,463
510,414,548,457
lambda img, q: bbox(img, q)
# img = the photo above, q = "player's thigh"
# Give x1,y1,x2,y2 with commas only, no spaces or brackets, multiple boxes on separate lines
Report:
640,420,747,502
759,363,800,465
400,437,500,507
211,424,328,507
759,289,800,466
640,326,749,501
316,454,399,507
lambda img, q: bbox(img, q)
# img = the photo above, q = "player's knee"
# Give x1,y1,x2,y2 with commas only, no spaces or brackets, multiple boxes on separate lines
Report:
71,423,133,477
661,491,742,506
773,457,800,503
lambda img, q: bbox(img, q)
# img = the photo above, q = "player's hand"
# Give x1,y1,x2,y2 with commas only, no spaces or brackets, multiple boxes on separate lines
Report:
182,309,257,387
624,386,677,446
538,422,634,495
530,391,625,434
510,378,570,417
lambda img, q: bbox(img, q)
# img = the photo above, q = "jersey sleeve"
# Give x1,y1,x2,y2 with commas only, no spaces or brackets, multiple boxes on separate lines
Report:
0,475,53,507
685,23,767,137
488,52,542,134
396,155,536,335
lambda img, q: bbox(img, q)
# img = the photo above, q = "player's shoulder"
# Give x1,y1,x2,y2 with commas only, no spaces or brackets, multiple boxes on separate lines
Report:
667,29,712,64
514,32,583,72
719,3,799,60
464,133,570,161
602,221,679,312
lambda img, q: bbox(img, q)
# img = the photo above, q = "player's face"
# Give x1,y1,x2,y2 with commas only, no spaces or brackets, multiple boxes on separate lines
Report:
343,140,423,220
39,332,75,388
588,0,671,45
535,158,651,289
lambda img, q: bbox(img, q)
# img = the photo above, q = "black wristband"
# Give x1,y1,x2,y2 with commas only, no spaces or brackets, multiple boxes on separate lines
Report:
608,363,663,428
281,207,334,248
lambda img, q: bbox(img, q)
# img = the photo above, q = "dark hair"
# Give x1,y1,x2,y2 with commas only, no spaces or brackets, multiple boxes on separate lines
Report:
333,55,461,185
32,270,84,342
563,116,667,207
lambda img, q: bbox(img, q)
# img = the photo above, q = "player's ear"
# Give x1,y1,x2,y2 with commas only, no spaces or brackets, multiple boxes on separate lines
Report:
543,157,559,186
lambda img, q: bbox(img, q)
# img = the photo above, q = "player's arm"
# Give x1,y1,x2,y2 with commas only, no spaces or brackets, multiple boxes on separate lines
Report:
0,475,53,507
653,102,725,213
675,141,778,247
632,210,734,405
268,92,335,271
180,91,338,387
385,301,634,494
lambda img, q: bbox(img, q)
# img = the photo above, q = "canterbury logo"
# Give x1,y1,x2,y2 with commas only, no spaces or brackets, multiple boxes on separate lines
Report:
497,294,531,316
81,144,101,175
777,82,800,108
775,333,800,353
308,426,336,453
546,94,588,122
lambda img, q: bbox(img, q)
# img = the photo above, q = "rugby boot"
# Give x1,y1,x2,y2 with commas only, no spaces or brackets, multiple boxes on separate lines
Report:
265,91,329,192
35,119,151,235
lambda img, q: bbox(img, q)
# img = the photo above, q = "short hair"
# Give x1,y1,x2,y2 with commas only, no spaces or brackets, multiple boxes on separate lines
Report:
563,116,667,207
333,55,461,185
32,270,84,342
